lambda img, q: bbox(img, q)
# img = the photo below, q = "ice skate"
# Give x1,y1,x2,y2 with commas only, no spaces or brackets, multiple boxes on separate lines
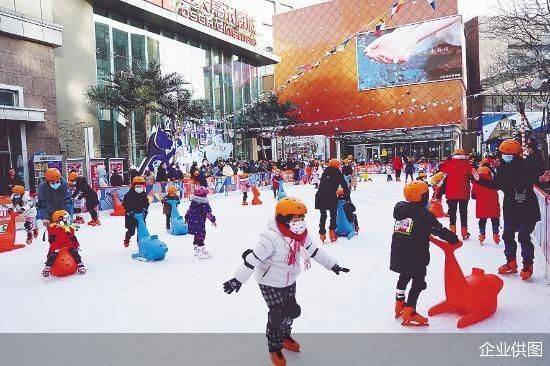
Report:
73,215,85,224
461,227,470,240
123,237,130,248
520,263,533,281
493,233,500,244
242,201,248,206
33,227,39,238
198,246,212,259
269,350,286,366
26,231,33,245
329,229,337,242
87,218,101,226
395,299,405,318
193,245,199,256
282,336,300,352
498,259,518,274
42,266,51,278
319,233,326,243
450,224,456,234
77,263,87,274
478,234,485,245
401,307,429,326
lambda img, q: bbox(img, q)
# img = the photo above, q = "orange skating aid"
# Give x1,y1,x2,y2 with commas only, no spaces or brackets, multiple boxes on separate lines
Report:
110,191,126,216
251,185,262,205
428,237,503,328
0,211,25,253
50,247,78,277
428,200,446,218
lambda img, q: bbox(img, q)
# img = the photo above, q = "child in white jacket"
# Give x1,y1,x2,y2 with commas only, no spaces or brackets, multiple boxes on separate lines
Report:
11,185,38,244
223,197,349,366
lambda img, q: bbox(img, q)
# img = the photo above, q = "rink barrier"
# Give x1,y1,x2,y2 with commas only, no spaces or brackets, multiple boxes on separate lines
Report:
533,186,549,283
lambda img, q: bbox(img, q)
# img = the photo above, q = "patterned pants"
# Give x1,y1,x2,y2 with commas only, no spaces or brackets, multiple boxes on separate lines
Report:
259,282,297,352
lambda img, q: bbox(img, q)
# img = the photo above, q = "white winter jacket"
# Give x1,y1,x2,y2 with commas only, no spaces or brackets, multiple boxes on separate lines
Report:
10,192,37,218
234,220,337,288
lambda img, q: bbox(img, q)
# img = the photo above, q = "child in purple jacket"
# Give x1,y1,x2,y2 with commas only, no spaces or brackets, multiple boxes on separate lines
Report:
185,186,217,259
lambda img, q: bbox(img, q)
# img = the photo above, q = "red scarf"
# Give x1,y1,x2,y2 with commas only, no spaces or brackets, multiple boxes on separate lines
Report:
277,222,308,265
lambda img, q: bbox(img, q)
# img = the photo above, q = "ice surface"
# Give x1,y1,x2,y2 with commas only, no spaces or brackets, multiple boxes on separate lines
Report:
1,175,548,333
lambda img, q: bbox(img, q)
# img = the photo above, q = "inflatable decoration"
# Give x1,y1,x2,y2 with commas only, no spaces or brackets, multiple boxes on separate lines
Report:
0,211,25,253
277,181,287,201
110,191,126,217
167,200,188,236
429,236,503,328
335,200,356,239
251,185,262,205
50,247,78,277
132,212,168,262
139,126,176,174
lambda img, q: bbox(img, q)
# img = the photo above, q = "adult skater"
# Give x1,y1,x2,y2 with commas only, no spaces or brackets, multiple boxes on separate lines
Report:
472,139,541,280
2,168,23,195
36,168,73,228
223,197,349,366
315,159,349,243
392,155,403,181
440,148,473,239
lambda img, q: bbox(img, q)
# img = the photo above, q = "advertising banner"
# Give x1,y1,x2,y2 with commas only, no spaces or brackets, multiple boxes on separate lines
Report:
88,159,106,192
66,158,84,178
356,16,463,91
108,159,124,185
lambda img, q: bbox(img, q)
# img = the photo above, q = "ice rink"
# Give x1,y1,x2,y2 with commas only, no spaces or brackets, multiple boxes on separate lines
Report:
1,175,549,333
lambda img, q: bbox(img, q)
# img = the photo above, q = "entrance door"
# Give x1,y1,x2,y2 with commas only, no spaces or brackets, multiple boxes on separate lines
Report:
0,153,11,194
364,146,380,161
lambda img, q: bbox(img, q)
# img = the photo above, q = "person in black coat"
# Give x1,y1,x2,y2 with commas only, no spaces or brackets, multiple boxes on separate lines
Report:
110,170,124,187
122,176,150,247
391,180,459,326
3,168,23,195
404,158,415,183
473,139,542,280
72,176,101,225
156,162,168,182
315,159,349,242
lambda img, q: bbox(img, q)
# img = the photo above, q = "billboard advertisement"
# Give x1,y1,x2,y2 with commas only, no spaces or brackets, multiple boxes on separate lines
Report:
273,0,464,136
357,16,463,91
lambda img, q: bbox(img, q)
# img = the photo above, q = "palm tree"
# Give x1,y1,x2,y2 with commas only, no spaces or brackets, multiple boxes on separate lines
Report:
156,88,213,134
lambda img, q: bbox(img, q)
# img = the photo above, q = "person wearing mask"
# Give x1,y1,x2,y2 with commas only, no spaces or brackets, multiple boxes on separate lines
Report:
36,168,73,228
156,162,168,182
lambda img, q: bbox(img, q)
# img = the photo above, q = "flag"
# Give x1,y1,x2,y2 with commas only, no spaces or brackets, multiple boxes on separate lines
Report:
375,16,386,32
390,0,405,18
426,0,436,10
335,37,352,52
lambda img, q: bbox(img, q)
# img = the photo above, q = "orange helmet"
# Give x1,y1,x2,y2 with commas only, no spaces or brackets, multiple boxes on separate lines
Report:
418,172,427,179
403,181,429,203
52,210,69,223
275,197,307,217
453,148,466,156
336,188,345,197
12,185,25,195
68,171,78,182
328,159,341,169
45,168,61,182
477,166,492,179
166,185,178,196
132,176,146,185
499,139,522,155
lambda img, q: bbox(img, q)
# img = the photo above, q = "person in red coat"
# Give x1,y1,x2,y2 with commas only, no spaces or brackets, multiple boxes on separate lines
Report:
392,155,404,182
440,148,473,239
471,166,501,245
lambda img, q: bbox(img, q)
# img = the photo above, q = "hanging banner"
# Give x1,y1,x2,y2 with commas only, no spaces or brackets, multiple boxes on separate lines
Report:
88,158,106,192
66,158,84,178
108,159,125,185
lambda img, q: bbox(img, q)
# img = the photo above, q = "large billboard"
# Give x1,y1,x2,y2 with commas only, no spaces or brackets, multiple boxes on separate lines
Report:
357,16,463,91
273,0,465,136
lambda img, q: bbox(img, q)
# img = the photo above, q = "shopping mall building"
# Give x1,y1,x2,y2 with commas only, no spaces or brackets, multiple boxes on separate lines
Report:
0,0,292,188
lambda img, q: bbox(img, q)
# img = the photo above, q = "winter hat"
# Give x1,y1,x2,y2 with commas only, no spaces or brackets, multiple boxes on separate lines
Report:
194,186,209,197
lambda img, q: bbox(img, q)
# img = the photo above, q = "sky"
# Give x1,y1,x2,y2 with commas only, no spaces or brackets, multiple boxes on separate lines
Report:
291,0,504,20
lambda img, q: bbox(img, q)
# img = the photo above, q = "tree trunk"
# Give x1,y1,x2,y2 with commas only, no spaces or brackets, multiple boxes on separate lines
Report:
144,109,152,139
125,114,134,166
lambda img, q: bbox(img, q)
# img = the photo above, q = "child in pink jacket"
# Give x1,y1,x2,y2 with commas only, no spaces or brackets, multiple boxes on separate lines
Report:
239,173,251,206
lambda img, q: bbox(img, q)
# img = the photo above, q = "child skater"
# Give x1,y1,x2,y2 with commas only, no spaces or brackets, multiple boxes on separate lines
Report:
42,210,86,277
386,164,394,182
336,188,359,234
391,181,459,326
185,186,216,259
271,170,283,199
239,173,251,206
71,175,101,226
161,185,180,231
122,176,150,248
11,185,38,244
67,171,85,224
471,166,501,245
223,197,350,366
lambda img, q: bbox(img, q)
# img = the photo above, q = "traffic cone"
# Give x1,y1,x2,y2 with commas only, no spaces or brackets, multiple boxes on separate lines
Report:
0,211,25,253
110,191,126,216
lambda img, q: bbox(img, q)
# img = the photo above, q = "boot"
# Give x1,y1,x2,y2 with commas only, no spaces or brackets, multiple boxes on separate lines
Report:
124,237,130,248
77,263,87,274
42,266,51,278
26,231,33,245
450,225,456,234
269,350,286,366
320,233,326,243
73,215,85,224
520,262,533,281
193,245,199,257
394,299,405,319
198,246,212,259
33,227,39,238
282,336,300,352
461,227,470,240
478,234,485,245
498,259,518,274
329,229,337,242
87,218,101,226
401,306,429,326
493,233,501,244
242,201,248,206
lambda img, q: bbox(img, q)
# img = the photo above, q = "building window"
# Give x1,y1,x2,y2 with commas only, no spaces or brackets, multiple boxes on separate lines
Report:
131,34,146,67
0,89,17,106
263,0,276,23
95,22,111,81
223,53,234,115
113,28,129,72
147,37,160,63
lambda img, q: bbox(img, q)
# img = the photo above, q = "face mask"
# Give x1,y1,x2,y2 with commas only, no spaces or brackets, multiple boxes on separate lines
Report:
50,182,61,190
135,186,144,193
13,194,20,199
289,219,306,235
501,154,514,163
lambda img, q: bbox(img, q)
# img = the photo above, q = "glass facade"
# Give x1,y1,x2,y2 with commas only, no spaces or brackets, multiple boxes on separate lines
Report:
93,8,262,162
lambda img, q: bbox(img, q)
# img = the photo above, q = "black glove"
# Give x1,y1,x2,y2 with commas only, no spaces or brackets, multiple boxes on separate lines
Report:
223,278,242,294
331,264,350,275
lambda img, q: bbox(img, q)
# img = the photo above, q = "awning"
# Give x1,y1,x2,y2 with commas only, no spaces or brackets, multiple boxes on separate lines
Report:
0,105,46,122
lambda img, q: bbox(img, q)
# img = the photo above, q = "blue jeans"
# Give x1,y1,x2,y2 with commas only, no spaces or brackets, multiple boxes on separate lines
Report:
502,221,536,263
478,217,500,235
